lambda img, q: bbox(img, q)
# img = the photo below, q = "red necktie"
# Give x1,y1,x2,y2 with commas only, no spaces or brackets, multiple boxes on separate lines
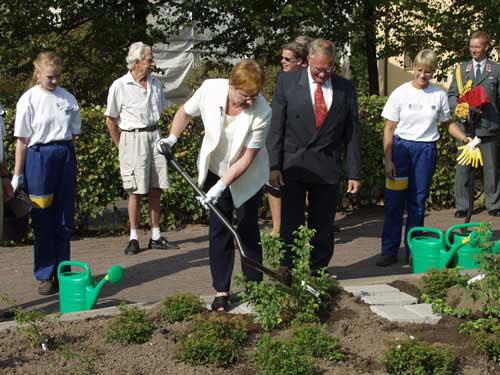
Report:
314,82,327,129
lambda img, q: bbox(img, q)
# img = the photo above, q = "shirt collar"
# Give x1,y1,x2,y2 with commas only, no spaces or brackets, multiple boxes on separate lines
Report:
473,59,486,69
125,71,151,86
307,67,332,88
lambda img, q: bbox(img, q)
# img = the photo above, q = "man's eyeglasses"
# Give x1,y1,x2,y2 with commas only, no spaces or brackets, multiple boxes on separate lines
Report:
281,56,297,63
310,64,333,74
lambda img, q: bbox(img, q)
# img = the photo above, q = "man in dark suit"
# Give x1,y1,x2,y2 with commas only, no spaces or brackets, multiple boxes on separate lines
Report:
449,31,500,218
266,39,361,273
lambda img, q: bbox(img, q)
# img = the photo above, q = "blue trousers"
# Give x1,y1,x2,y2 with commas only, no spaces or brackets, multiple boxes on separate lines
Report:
381,136,437,257
25,142,76,281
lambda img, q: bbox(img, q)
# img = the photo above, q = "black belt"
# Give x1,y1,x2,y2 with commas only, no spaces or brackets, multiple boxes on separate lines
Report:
122,126,158,133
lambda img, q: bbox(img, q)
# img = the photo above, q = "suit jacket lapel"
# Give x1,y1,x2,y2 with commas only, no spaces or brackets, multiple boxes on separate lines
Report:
297,69,316,140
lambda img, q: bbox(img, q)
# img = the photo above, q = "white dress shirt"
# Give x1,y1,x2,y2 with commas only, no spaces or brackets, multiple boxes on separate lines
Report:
473,58,486,78
307,67,333,110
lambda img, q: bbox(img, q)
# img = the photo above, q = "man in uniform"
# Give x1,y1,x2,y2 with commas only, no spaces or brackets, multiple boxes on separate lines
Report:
105,42,179,254
449,31,500,218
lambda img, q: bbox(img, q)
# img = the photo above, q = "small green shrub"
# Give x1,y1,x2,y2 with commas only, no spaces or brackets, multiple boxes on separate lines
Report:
237,226,341,331
290,323,346,362
105,303,155,344
419,268,469,302
160,293,205,323
381,339,456,375
57,345,100,375
253,334,315,375
176,314,248,366
474,332,500,364
14,306,52,349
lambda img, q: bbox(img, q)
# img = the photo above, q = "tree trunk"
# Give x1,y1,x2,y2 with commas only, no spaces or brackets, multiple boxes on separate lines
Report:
364,1,380,95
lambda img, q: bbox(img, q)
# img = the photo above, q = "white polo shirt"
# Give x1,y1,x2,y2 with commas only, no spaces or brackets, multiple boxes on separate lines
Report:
14,85,81,147
382,82,451,142
105,72,168,131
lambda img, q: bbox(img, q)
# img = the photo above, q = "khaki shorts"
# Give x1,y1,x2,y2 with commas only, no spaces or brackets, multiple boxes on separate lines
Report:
119,130,169,195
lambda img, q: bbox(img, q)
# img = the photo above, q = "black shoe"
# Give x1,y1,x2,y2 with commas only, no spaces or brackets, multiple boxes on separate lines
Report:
375,255,398,267
332,224,340,232
454,210,467,218
38,280,58,296
488,209,500,217
211,295,230,312
124,239,140,255
148,236,179,250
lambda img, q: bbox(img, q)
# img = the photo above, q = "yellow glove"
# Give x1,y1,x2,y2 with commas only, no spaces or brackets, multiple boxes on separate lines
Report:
457,136,482,168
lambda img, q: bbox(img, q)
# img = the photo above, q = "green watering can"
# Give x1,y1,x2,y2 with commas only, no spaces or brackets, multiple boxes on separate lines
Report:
57,261,124,314
443,223,484,270
407,227,444,273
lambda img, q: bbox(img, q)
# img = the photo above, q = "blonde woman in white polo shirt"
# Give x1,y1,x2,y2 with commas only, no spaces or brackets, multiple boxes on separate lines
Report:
376,49,469,267
160,60,271,312
12,52,81,295
105,42,178,255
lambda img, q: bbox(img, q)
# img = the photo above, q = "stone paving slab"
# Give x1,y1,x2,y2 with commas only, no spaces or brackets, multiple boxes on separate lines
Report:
370,305,424,323
361,291,417,306
370,304,441,324
405,303,441,324
343,284,399,297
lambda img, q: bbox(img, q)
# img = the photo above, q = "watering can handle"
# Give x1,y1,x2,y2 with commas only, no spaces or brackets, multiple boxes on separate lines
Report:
57,261,91,279
445,222,481,248
407,227,443,252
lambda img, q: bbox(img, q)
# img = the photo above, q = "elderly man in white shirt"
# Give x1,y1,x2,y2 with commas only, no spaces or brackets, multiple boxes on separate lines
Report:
105,42,178,255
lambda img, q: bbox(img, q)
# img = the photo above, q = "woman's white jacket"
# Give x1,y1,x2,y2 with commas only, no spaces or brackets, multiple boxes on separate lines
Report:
183,79,271,208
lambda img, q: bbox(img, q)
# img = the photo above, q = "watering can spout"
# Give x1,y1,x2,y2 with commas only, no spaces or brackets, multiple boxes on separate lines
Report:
86,265,124,310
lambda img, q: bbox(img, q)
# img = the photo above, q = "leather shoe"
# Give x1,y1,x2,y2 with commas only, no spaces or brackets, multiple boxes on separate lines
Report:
454,210,467,218
38,280,58,296
488,209,500,217
124,239,140,255
375,255,398,267
148,236,179,250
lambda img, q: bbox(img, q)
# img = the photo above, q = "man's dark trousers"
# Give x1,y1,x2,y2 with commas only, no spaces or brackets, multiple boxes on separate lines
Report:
280,176,338,272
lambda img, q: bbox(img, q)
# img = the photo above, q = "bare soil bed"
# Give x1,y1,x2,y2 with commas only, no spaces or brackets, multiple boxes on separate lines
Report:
0,291,498,375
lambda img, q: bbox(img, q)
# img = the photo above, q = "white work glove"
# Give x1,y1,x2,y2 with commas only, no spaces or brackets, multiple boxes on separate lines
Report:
205,179,227,205
11,175,24,192
156,134,178,153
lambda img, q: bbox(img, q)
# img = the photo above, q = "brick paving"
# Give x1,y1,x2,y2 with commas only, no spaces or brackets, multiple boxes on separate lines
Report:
1,206,498,315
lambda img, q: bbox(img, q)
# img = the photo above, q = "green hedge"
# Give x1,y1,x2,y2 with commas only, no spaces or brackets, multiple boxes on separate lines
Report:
1,92,460,239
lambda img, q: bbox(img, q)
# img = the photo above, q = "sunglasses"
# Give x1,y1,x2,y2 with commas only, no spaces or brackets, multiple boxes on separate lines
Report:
281,56,297,63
